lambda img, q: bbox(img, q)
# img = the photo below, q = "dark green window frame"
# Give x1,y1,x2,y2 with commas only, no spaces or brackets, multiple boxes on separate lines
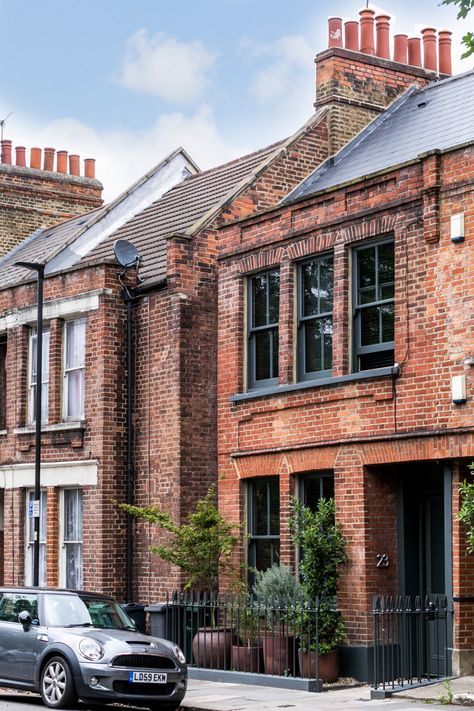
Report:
299,472,334,510
353,238,394,373
247,270,279,390
247,477,280,584
297,254,334,381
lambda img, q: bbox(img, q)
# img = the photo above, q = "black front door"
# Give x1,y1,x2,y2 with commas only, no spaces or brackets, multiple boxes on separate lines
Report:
398,463,452,677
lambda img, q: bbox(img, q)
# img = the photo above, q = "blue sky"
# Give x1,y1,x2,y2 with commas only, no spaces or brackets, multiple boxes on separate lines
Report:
1,1,472,200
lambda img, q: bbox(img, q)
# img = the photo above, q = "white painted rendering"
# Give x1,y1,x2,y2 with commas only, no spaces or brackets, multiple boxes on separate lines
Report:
0,460,98,489
45,150,198,274
0,289,110,332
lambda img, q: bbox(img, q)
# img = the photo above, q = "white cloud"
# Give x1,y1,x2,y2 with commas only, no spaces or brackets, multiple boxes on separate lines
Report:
116,29,217,104
10,105,245,202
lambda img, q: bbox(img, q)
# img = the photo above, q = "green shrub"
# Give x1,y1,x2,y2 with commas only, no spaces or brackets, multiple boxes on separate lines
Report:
458,463,474,553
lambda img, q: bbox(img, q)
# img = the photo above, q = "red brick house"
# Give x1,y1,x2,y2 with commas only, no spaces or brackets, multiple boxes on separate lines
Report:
216,15,473,680
0,104,334,602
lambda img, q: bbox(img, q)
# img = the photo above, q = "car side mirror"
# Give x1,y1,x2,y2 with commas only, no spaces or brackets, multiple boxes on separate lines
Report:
18,610,32,629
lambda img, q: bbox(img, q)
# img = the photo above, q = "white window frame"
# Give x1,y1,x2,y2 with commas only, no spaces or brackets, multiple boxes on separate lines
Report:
28,327,50,425
62,319,86,421
59,488,83,590
25,489,47,587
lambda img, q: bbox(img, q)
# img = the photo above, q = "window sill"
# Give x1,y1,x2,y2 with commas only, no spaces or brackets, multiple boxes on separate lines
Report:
13,421,85,435
0,430,6,436
230,366,399,403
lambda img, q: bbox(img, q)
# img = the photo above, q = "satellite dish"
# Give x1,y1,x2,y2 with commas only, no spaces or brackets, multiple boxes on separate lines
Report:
114,239,141,270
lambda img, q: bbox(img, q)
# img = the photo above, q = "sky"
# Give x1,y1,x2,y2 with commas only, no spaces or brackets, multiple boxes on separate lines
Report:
1,1,472,201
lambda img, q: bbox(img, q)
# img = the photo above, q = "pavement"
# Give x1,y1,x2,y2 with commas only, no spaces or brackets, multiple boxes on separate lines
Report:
181,676,474,710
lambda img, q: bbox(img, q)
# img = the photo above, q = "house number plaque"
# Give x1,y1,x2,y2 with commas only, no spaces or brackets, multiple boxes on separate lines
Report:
376,554,390,568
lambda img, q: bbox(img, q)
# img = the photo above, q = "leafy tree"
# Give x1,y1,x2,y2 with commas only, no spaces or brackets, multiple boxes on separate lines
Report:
120,485,240,592
441,0,474,57
458,463,474,552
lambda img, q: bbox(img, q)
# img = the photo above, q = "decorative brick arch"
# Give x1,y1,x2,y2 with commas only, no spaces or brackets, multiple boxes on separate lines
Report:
238,247,286,274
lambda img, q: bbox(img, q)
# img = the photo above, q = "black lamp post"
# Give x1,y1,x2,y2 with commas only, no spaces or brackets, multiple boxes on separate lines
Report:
14,261,45,587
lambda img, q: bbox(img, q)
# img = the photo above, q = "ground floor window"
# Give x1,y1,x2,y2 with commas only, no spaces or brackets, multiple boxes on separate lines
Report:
247,477,280,583
61,488,83,590
25,490,47,587
299,472,334,510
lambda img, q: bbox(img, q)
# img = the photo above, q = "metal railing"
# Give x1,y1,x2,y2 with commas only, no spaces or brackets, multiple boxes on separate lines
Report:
160,591,332,681
372,595,452,692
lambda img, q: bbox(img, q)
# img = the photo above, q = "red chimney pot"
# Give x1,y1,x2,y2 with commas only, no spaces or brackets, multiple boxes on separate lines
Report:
1,140,12,165
438,30,452,75
328,17,343,48
15,146,26,167
57,150,68,173
30,147,42,169
359,8,376,55
375,14,391,59
421,27,437,72
84,158,95,179
394,34,408,64
344,21,359,52
69,154,80,176
44,147,55,171
408,37,422,67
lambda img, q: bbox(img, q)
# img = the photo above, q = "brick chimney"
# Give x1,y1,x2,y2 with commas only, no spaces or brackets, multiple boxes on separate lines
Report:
0,140,103,258
316,10,452,153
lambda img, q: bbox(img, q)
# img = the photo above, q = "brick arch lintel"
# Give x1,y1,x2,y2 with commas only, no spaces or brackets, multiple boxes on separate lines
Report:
238,248,286,274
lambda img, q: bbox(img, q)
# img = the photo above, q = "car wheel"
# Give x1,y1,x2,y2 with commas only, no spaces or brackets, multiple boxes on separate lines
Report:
40,656,77,709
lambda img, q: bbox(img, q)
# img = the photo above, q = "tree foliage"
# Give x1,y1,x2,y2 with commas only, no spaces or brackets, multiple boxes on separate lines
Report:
458,464,474,552
441,0,474,57
120,485,240,592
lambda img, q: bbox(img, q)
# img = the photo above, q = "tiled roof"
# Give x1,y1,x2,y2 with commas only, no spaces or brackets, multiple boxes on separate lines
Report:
286,70,474,203
83,141,285,285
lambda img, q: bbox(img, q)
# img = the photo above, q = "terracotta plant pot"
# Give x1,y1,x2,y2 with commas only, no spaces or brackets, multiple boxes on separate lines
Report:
231,643,264,673
192,627,235,669
298,649,339,683
263,635,296,676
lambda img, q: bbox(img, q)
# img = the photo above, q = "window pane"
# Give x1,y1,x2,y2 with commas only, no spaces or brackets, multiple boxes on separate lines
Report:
360,306,380,346
268,478,280,535
381,303,394,343
303,474,334,512
319,258,334,313
378,243,394,286
66,321,85,369
302,262,319,316
65,490,83,541
67,370,84,418
254,540,279,572
322,318,333,371
253,480,268,536
358,247,376,291
271,328,278,379
66,544,83,590
252,275,267,328
268,272,279,324
305,321,322,373
254,331,270,382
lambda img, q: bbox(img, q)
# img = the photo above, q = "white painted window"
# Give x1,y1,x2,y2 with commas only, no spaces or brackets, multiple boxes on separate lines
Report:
28,328,50,424
25,490,47,587
63,319,85,420
60,489,83,590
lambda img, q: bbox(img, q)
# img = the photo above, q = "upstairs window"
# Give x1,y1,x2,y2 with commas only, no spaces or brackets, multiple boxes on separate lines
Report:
353,239,394,372
63,319,86,420
0,336,6,430
297,255,333,381
247,270,279,389
28,328,50,425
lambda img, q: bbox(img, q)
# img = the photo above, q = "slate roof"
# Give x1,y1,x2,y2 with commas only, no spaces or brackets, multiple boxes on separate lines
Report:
286,70,474,204
83,140,285,286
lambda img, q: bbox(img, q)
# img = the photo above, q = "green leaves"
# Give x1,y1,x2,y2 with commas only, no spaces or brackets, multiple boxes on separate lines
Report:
458,464,474,553
120,485,240,592
441,0,474,56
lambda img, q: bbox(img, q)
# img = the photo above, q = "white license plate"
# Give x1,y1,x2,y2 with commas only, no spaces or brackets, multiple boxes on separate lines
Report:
129,671,168,683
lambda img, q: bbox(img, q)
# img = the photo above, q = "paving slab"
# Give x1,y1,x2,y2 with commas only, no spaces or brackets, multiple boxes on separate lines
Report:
395,676,474,705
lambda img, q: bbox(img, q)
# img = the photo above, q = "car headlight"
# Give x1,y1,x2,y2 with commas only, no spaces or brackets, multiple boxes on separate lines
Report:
78,638,104,661
171,643,186,664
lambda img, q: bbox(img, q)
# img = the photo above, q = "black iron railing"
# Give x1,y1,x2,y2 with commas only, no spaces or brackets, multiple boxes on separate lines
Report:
160,591,334,682
372,595,452,692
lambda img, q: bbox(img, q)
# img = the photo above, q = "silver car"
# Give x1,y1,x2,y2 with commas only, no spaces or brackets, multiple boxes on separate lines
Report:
0,587,187,710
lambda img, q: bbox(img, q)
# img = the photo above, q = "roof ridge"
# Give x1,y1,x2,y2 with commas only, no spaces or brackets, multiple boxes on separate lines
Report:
182,139,287,181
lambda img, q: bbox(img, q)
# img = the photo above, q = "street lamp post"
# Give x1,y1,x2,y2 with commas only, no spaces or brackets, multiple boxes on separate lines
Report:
14,261,45,587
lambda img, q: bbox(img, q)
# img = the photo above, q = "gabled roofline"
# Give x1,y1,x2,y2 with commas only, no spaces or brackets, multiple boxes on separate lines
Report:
40,146,200,268
181,108,329,239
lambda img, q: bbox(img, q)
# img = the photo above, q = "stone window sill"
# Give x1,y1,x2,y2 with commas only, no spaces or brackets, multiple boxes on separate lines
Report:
13,421,85,435
0,430,6,436
230,366,399,403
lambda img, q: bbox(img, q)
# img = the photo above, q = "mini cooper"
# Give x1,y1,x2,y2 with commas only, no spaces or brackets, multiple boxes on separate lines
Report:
0,587,187,710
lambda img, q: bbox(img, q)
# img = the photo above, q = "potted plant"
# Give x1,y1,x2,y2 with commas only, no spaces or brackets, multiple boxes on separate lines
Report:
231,594,264,673
120,485,241,669
252,563,302,676
290,497,347,683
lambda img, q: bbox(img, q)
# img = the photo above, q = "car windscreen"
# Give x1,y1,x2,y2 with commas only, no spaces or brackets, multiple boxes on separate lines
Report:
43,593,135,629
